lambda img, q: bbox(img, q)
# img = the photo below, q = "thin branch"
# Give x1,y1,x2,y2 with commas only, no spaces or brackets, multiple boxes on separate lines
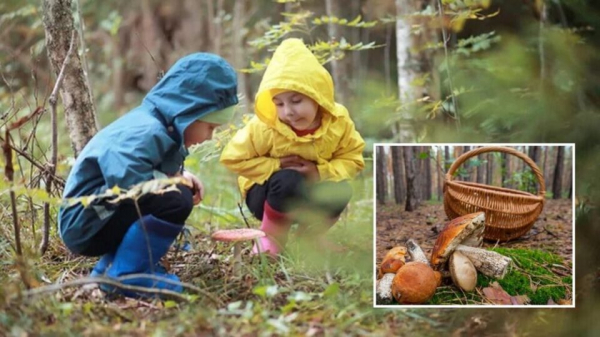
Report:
237,202,251,228
436,0,460,129
20,277,189,302
41,29,77,255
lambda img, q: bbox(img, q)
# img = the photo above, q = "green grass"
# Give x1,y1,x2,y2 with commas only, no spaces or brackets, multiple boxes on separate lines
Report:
428,248,572,305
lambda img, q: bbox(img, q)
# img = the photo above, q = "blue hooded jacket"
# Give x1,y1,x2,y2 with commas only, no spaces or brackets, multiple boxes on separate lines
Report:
59,53,238,254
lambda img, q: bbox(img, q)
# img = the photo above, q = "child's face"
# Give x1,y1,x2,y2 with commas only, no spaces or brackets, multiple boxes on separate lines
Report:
183,121,219,148
273,91,320,130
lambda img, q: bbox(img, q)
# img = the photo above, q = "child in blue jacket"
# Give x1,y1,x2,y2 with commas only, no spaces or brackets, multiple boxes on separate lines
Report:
59,53,238,298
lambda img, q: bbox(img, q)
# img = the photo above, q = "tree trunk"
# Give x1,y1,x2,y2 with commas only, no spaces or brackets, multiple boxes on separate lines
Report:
553,147,564,199
43,0,99,156
444,146,450,172
486,153,494,185
395,0,421,142
391,146,405,204
424,146,432,201
459,146,469,181
403,146,417,211
233,0,249,114
501,152,510,188
377,146,388,204
437,147,442,201
415,146,424,205
477,153,484,184
325,0,349,106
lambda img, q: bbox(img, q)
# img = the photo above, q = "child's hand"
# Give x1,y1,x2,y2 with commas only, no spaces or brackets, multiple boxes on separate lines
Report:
279,155,320,181
183,171,204,205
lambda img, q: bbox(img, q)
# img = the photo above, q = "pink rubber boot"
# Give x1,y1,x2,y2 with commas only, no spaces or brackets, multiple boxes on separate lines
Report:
252,201,291,256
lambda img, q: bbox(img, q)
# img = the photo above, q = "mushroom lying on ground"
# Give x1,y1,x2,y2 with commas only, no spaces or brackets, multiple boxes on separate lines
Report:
376,273,396,304
211,228,265,273
406,239,430,265
431,212,512,279
380,246,407,274
449,251,477,292
391,262,438,304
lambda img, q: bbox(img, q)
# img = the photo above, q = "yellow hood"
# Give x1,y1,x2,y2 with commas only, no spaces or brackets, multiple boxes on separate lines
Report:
255,38,341,127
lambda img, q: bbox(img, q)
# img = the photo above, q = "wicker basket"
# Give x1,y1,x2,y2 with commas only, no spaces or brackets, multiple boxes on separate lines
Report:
443,146,546,241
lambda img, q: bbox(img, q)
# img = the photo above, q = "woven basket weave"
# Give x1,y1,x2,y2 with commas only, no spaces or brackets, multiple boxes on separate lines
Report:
443,146,546,241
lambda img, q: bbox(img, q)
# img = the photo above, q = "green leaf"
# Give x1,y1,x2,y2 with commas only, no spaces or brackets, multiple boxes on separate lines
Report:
164,300,178,309
323,283,340,298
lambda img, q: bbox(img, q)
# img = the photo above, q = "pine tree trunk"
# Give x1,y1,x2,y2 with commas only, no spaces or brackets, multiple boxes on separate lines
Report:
377,146,388,204
437,147,442,201
553,147,564,199
477,154,484,184
486,153,493,185
425,146,432,201
501,152,509,188
444,146,450,172
404,147,417,211
43,0,99,156
462,146,471,182
391,146,405,204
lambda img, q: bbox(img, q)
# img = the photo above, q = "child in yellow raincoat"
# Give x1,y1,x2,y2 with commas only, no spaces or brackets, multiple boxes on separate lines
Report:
220,38,365,256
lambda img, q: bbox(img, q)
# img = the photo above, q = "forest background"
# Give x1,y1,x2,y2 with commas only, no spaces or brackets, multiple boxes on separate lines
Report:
1,0,599,335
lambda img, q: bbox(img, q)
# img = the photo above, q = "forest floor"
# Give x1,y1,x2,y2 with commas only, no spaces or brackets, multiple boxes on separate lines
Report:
376,199,575,306
376,199,574,264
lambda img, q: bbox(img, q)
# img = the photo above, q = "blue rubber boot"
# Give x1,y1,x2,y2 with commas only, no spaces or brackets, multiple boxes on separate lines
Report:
91,253,167,278
90,253,115,277
104,215,184,298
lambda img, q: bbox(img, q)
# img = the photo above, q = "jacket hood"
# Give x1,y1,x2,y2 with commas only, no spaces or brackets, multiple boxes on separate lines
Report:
254,38,340,128
143,53,238,142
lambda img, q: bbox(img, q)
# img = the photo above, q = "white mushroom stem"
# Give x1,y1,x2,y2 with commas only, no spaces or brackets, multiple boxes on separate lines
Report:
233,243,241,274
406,239,430,266
455,245,512,279
376,273,395,303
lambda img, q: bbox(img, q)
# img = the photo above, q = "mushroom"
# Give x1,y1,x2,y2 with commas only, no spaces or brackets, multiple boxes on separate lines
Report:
380,246,407,274
406,239,430,265
431,212,511,279
449,251,477,292
211,228,265,273
376,273,396,305
391,262,438,304
430,212,486,270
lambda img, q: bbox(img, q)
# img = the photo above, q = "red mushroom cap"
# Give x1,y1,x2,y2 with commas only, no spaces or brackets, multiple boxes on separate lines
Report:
211,228,266,242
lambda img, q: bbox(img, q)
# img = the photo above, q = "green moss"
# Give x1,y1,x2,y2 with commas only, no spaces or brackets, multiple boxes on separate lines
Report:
477,248,571,304
427,248,572,305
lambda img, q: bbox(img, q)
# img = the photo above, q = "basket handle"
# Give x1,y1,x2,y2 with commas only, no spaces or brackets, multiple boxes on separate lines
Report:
445,146,546,197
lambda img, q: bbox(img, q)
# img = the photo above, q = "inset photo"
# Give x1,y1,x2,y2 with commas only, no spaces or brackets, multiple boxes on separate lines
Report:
374,144,574,308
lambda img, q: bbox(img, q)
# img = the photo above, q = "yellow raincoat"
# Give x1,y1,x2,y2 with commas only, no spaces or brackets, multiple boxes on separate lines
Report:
220,38,365,196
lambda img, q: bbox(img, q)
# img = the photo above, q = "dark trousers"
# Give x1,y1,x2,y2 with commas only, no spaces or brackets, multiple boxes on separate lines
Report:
80,184,194,256
246,169,352,221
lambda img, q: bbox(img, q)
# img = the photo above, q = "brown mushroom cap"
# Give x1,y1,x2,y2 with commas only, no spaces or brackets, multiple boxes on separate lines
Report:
211,228,266,242
380,246,407,274
391,262,438,304
430,212,485,269
384,246,407,261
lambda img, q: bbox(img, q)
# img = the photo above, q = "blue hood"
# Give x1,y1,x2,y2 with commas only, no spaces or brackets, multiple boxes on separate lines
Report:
143,52,238,142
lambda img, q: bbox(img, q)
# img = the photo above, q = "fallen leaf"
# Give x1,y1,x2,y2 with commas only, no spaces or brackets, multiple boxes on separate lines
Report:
482,282,512,304
558,299,572,305
510,295,530,305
